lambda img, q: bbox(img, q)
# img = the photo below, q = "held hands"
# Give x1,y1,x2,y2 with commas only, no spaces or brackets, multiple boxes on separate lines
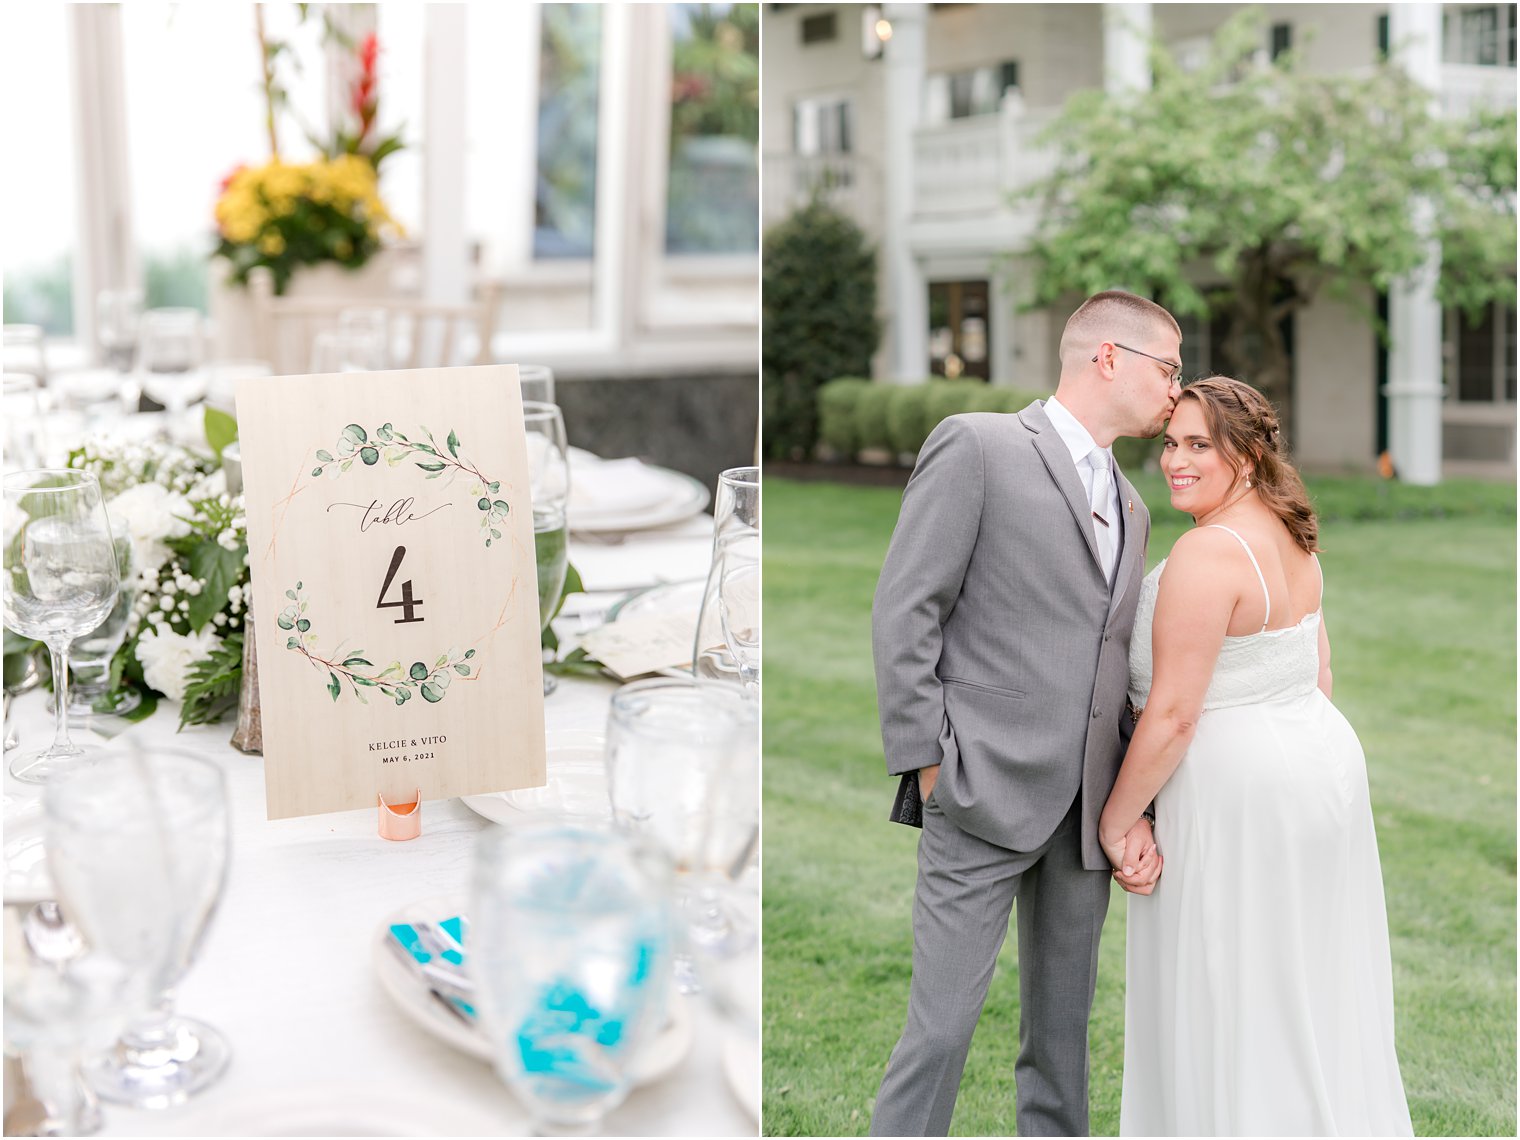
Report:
1103,816,1162,895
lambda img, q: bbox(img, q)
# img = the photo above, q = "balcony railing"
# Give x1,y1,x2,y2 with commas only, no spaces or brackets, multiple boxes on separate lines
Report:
1440,62,1517,119
911,99,1062,221
761,153,879,231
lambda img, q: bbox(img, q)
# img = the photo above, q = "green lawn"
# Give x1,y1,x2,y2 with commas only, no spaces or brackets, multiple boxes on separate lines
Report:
761,473,1516,1137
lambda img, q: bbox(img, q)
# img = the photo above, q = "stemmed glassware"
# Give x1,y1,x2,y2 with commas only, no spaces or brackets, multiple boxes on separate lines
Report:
52,747,232,1109
2,470,120,783
137,309,207,433
525,401,571,696
60,535,139,720
471,821,674,1135
96,289,143,375
518,364,556,407
693,466,760,690
604,677,755,993
3,374,48,471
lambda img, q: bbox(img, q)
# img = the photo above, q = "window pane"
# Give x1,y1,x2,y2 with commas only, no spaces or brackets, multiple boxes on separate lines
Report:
535,4,602,260
665,3,759,255
1456,305,1496,401
123,4,326,312
1,4,75,334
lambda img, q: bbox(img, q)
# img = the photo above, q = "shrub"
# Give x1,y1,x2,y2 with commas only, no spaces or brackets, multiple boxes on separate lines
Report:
924,381,992,431
817,379,872,455
886,384,933,454
855,384,896,452
1113,434,1164,474
762,200,880,460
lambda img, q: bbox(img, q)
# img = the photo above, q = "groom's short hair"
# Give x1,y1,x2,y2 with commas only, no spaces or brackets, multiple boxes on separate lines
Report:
1060,291,1181,365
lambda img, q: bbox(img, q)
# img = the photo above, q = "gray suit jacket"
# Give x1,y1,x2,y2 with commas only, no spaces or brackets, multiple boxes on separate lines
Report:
872,402,1150,871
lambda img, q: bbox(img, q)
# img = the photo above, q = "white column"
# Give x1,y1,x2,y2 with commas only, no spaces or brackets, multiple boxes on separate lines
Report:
68,5,136,356
1103,4,1153,96
1386,3,1444,485
882,3,928,382
422,5,468,303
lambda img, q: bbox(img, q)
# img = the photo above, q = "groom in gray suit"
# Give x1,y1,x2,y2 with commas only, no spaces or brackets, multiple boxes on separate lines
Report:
869,291,1182,1136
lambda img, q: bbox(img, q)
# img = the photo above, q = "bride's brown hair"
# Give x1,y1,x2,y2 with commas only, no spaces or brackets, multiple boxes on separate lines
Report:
1178,376,1319,554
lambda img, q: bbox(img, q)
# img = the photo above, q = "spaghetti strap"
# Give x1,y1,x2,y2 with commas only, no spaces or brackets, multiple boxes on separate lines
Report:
1312,552,1324,613
1206,524,1270,633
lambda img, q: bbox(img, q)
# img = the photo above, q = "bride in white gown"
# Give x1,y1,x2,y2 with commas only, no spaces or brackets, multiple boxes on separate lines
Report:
1099,377,1412,1136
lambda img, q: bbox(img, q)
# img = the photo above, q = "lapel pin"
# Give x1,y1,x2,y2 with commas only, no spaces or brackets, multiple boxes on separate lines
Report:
1128,499,1134,514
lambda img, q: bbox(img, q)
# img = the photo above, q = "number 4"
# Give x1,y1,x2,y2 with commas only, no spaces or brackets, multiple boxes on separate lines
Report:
377,546,425,624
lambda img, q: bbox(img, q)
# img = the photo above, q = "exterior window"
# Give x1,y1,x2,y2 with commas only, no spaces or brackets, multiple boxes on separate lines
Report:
2,3,77,333
928,281,990,381
665,4,759,255
793,96,852,155
801,12,837,45
924,61,1019,123
1443,5,1518,66
534,4,602,259
1449,303,1518,403
1270,22,1292,60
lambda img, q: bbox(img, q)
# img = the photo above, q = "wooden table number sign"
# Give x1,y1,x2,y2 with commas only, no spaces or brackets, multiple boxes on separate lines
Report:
237,365,546,824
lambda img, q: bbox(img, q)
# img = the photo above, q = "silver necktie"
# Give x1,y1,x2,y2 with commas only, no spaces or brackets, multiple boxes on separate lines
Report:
1089,448,1115,581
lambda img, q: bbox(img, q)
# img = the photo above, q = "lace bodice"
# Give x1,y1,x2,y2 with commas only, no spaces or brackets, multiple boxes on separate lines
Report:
1127,556,1322,712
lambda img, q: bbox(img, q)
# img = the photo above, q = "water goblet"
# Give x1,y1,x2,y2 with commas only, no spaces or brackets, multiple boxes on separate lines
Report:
471,821,675,1135
61,535,139,719
604,677,753,993
137,309,207,431
96,289,143,375
48,747,232,1109
3,470,120,783
518,364,556,407
692,466,759,684
525,402,570,696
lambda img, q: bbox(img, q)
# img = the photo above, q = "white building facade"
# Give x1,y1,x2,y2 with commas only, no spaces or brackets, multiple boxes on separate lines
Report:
762,3,1517,479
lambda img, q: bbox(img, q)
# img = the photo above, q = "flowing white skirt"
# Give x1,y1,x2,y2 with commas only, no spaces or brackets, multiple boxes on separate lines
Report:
1121,691,1413,1136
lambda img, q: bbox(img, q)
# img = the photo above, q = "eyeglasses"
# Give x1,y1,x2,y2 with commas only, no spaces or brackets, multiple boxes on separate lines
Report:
1092,342,1183,385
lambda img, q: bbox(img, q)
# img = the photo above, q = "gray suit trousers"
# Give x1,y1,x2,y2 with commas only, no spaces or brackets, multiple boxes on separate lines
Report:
869,793,1112,1137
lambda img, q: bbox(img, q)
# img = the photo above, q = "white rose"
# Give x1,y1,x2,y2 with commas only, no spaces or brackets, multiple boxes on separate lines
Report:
189,468,227,502
105,484,193,576
135,626,221,702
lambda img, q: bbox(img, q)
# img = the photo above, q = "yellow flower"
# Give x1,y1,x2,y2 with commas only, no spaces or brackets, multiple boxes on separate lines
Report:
258,232,286,256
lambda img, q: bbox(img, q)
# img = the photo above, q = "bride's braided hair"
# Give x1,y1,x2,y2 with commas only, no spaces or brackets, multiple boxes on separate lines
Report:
1179,376,1319,554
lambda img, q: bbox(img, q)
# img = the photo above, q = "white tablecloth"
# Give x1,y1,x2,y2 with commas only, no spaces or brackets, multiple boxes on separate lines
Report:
3,521,757,1137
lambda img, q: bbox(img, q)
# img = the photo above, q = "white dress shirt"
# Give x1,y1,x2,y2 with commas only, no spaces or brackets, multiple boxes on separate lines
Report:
1044,396,1121,579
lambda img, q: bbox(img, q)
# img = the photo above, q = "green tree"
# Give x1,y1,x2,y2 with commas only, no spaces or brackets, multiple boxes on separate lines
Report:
1023,8,1516,430
762,199,880,459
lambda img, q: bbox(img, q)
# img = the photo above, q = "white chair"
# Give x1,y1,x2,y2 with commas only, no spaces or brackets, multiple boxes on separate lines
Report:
248,267,501,374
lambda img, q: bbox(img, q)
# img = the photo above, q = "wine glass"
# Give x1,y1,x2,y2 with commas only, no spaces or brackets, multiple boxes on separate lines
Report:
518,364,556,407
50,746,232,1109
2,470,120,783
471,821,674,1135
137,309,207,432
61,535,139,719
604,677,754,993
96,289,143,375
692,466,759,685
525,401,570,697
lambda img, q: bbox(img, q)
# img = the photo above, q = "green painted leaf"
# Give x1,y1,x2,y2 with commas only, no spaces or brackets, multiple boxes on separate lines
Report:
492,499,510,513
379,423,394,440
327,672,341,701
409,661,429,681
454,663,471,676
353,676,376,686
343,423,368,446
416,461,446,473
397,686,412,702
464,649,475,659
277,613,294,630
478,498,490,510
394,694,406,706
447,429,460,457
315,449,334,462
343,656,374,668
488,481,500,493
490,528,501,539
340,459,353,472
296,618,310,632
312,467,324,477
297,581,303,589
285,589,297,600
286,636,301,649
359,446,378,465
419,681,445,703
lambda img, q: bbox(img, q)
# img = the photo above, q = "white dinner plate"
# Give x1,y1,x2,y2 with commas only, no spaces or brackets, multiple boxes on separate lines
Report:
569,466,710,534
605,578,707,625
459,729,610,824
161,1082,515,1136
371,896,693,1085
721,1033,761,1122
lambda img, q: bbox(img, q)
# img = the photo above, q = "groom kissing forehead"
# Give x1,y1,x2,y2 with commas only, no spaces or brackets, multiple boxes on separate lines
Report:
869,291,1181,1137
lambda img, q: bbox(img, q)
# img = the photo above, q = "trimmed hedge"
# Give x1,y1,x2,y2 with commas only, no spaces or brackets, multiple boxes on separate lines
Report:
814,378,1165,471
